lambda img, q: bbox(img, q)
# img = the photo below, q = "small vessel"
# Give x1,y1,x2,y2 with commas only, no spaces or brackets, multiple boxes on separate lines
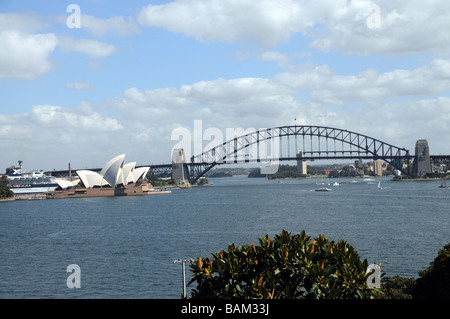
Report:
333,182,340,186
315,187,332,192
378,181,382,189
439,181,448,188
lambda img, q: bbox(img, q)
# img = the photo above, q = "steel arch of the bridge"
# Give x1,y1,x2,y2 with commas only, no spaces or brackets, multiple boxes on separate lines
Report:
188,125,411,184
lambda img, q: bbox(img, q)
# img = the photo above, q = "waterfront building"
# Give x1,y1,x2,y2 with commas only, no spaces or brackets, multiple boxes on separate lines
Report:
354,159,363,168
54,154,149,190
47,154,170,198
373,160,383,177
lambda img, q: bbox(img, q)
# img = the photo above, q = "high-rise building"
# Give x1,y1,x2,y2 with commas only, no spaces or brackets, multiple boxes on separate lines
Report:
373,160,383,177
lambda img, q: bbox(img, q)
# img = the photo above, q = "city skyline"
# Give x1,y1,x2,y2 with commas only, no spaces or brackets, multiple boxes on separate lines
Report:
1,0,450,171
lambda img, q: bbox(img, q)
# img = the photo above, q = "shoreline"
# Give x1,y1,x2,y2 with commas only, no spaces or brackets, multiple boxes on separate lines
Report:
392,177,449,182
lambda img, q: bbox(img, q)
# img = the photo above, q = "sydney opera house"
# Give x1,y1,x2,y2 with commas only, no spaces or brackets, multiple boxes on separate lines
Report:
46,154,170,199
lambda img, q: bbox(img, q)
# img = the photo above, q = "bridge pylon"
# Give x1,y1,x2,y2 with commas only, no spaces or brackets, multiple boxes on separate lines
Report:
172,149,190,185
296,152,307,176
413,139,432,177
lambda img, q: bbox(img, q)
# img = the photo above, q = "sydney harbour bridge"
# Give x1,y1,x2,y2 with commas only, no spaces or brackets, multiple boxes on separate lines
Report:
146,125,449,185
48,125,449,185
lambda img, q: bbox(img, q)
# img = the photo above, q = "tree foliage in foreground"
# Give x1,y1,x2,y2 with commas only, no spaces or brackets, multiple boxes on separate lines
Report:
0,176,14,198
413,243,450,299
377,243,450,299
188,230,378,299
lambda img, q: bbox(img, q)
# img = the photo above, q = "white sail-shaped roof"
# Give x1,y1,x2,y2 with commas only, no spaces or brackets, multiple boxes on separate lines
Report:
100,154,125,187
132,167,150,182
77,170,107,188
122,162,136,184
55,178,80,190
74,154,147,189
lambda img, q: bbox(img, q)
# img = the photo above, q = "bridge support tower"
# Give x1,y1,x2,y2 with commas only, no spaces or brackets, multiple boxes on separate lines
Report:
296,152,307,176
172,149,190,185
413,139,431,176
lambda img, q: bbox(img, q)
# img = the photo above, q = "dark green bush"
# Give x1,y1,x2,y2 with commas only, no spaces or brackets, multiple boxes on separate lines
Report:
0,176,14,198
377,276,415,299
412,243,450,299
188,230,378,299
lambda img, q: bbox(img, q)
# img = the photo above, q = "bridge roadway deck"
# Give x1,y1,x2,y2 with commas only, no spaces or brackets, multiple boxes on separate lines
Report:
45,155,450,177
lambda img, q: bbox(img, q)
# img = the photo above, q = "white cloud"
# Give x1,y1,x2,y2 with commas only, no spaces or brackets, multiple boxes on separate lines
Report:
0,13,47,32
0,12,121,81
0,103,126,169
108,76,293,125
27,104,123,132
137,0,316,47
259,51,289,67
80,15,141,37
0,30,57,81
59,36,117,58
310,0,450,55
137,0,450,55
107,58,450,123
274,59,450,104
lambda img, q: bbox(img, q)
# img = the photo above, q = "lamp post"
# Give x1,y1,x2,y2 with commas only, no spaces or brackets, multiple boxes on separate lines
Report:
173,258,193,298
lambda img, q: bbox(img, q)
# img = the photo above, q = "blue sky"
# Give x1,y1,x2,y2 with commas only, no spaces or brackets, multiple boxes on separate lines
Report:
1,0,450,171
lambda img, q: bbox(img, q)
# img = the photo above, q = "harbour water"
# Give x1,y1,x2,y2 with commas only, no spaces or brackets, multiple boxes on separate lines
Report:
1,175,449,299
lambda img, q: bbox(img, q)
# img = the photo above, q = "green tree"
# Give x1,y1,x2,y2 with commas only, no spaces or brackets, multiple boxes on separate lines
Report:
146,173,173,186
412,243,450,299
0,175,14,198
377,276,415,299
188,230,378,299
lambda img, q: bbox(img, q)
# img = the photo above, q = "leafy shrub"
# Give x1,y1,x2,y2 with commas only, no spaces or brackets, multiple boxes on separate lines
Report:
412,243,450,299
377,276,415,299
0,176,14,198
188,230,378,299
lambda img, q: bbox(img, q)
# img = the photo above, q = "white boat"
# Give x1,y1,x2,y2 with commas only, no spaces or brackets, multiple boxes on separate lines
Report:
333,182,340,186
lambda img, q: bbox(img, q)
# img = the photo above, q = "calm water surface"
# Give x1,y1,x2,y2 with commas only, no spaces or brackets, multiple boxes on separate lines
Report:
1,176,449,298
